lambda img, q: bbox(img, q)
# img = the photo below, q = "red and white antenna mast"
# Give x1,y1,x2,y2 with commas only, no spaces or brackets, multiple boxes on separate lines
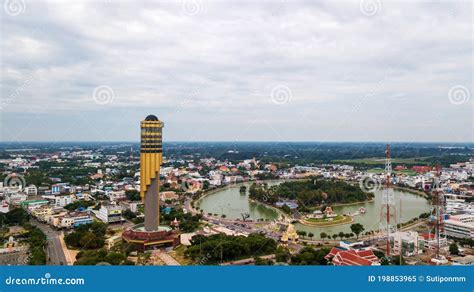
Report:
431,164,445,260
380,144,397,256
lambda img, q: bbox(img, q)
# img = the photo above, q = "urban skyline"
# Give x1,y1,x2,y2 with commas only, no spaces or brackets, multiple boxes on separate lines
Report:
0,1,473,290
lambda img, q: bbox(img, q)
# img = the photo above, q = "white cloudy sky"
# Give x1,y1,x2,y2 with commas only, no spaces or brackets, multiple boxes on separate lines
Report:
0,0,472,142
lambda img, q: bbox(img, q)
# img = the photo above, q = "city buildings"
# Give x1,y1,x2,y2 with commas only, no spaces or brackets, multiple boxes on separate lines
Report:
31,205,53,222
60,211,93,228
52,195,74,207
96,205,124,224
444,215,474,239
451,255,474,266
106,190,126,202
24,185,38,196
391,231,423,257
325,247,380,266
0,138,472,265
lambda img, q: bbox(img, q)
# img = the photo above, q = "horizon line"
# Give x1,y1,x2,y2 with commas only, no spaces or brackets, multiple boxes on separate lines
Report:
0,141,473,144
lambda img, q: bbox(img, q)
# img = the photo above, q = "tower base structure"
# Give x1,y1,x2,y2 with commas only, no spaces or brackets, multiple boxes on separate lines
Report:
144,177,160,231
122,224,180,252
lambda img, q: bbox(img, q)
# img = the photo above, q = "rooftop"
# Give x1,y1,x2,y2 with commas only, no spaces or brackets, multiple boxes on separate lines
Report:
145,114,159,121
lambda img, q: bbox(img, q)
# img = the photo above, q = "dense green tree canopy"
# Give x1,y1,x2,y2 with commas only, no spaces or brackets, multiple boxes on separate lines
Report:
185,233,277,264
249,179,371,211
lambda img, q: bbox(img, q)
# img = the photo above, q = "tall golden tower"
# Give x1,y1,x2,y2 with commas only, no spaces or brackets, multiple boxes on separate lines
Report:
140,114,164,231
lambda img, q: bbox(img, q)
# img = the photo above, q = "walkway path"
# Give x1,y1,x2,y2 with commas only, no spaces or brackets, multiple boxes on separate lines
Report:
154,251,181,266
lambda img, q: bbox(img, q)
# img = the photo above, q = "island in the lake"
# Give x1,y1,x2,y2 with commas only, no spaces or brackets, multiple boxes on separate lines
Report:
248,179,374,227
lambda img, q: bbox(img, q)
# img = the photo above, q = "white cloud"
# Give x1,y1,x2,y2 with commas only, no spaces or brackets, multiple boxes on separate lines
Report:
0,0,472,142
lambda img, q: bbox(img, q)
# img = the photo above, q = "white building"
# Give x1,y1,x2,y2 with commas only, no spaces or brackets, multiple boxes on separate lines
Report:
444,215,474,239
106,190,126,202
4,192,28,205
120,201,138,213
96,205,123,224
24,185,38,196
452,255,474,266
59,217,75,228
53,195,75,207
391,231,423,256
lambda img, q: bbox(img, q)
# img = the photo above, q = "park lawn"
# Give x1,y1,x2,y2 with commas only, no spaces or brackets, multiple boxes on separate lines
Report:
302,214,354,227
303,215,353,227
395,169,418,176
306,215,346,223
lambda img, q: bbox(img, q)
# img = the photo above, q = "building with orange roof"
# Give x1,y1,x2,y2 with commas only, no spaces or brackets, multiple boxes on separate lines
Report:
325,247,380,266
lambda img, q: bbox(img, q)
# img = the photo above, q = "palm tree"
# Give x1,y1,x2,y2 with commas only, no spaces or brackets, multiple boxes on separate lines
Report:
308,232,314,241
332,234,338,241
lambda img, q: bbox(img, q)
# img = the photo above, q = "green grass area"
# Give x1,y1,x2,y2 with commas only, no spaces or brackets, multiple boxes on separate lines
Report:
306,215,345,223
395,169,418,176
303,215,353,226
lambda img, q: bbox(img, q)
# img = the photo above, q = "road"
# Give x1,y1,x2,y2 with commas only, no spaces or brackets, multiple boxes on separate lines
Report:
31,220,68,265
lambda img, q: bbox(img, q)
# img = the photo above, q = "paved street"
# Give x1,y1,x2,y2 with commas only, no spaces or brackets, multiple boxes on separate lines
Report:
31,220,68,265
